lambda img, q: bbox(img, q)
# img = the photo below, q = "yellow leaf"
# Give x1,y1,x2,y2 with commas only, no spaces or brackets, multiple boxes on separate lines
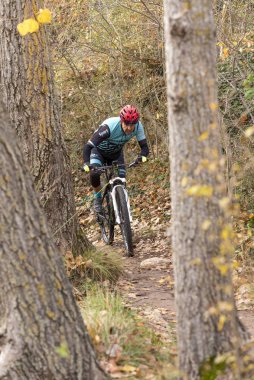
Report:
190,258,202,265
211,148,219,158
36,8,52,24
208,162,217,172
18,18,40,35
232,260,240,269
222,47,229,60
55,342,69,358
199,159,210,168
212,257,229,275
158,275,172,285
210,102,218,111
218,314,227,331
232,163,241,173
244,126,254,138
120,365,137,373
25,18,39,33
219,197,230,210
181,177,189,187
202,220,211,230
207,306,218,316
219,264,229,275
17,21,30,36
218,301,233,312
198,131,209,141
186,185,213,197
183,2,191,11
212,256,223,266
221,225,234,240
17,18,39,35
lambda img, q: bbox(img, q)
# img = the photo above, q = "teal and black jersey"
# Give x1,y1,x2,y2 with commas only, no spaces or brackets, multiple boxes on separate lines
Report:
83,116,148,163
96,117,145,156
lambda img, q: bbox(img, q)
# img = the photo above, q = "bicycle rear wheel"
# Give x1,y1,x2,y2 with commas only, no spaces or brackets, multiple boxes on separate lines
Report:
99,191,115,245
115,186,133,256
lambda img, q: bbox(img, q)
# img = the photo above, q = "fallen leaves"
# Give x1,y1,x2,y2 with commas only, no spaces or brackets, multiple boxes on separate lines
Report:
100,360,140,378
158,275,174,289
65,251,91,276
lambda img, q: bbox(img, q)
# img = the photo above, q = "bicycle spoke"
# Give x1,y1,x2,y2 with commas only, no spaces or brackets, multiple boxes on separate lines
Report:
100,192,115,245
115,186,133,256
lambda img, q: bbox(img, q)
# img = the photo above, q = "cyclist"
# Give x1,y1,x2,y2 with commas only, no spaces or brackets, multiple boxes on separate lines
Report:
83,104,149,213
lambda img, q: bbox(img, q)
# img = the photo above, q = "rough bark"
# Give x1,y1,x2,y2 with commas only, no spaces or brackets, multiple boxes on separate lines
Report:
0,0,90,254
164,1,247,379
0,101,106,379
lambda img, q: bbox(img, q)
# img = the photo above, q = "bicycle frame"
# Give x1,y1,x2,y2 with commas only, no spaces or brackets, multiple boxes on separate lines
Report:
85,160,137,255
93,161,134,225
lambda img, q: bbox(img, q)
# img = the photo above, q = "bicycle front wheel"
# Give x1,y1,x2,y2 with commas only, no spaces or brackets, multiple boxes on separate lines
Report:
115,186,133,256
100,191,115,245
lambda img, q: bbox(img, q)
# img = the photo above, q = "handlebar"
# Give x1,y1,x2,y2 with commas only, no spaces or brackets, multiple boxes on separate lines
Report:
81,160,138,173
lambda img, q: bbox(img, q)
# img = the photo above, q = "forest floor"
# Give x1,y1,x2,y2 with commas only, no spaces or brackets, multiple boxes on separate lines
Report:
80,204,254,341
76,160,176,333
88,220,177,341
75,159,254,377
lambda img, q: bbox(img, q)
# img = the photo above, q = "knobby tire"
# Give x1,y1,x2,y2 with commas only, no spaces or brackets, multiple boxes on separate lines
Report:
100,190,115,245
115,186,133,256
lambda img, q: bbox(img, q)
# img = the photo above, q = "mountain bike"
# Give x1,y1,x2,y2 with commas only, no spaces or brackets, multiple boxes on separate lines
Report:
90,161,136,257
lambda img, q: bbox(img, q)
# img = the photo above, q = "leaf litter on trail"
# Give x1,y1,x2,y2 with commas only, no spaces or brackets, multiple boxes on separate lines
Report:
74,161,178,376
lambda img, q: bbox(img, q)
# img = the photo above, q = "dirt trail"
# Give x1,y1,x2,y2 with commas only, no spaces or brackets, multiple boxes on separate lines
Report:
77,150,254,340
88,221,254,341
118,233,176,340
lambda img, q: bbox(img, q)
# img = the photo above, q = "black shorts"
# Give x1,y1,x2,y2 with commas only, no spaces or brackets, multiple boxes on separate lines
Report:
90,147,126,177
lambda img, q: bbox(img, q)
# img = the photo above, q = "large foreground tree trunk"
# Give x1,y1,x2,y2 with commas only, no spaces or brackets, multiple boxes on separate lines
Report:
164,0,247,378
0,101,105,379
0,0,90,254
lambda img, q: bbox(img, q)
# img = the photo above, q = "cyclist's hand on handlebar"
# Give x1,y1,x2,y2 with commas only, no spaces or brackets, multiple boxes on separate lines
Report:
135,155,148,165
82,163,90,172
128,156,148,168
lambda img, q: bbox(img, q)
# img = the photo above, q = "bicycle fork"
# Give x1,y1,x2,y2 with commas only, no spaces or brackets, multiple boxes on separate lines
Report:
111,184,132,224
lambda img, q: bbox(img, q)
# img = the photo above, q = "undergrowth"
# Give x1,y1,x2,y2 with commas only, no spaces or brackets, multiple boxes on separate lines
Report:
80,284,178,379
66,247,123,285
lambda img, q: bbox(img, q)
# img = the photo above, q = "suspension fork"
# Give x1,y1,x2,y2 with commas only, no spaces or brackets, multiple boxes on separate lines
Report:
111,184,132,224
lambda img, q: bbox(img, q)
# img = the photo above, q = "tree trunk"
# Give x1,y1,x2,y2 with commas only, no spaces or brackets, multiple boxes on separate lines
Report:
0,100,106,380
164,1,247,378
0,0,90,254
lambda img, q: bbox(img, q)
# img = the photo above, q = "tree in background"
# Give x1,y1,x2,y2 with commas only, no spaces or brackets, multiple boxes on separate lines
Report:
215,0,254,208
164,0,247,378
41,0,254,208
47,0,166,159
0,0,90,254
0,100,105,379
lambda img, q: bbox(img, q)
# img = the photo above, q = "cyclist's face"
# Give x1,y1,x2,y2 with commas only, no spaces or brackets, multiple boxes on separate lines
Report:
122,122,136,134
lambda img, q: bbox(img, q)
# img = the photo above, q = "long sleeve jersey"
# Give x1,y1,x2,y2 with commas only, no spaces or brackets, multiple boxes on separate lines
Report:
83,116,149,163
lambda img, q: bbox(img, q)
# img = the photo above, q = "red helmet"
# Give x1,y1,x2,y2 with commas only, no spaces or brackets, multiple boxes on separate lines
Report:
120,105,139,125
